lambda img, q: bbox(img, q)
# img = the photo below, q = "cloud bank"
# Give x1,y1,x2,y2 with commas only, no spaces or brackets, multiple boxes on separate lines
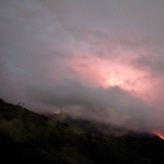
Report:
29,80,164,133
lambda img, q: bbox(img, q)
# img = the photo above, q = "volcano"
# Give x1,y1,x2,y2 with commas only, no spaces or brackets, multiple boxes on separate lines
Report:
0,98,164,164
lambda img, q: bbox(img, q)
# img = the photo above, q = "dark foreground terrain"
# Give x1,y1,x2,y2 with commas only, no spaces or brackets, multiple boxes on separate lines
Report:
0,99,164,164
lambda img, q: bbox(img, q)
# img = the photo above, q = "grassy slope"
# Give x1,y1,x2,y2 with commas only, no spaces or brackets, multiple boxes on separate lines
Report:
0,99,162,163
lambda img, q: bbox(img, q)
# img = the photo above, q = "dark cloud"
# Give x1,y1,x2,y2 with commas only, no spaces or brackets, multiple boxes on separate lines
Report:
133,53,164,77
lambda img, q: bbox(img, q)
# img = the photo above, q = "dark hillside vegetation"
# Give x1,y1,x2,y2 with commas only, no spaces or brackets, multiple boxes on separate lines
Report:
0,98,163,163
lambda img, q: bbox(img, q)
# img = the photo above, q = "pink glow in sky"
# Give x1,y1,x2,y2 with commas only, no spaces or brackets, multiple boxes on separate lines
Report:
1,0,164,134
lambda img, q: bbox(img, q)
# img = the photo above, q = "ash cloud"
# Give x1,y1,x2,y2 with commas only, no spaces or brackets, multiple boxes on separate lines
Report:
28,80,163,133
1,0,164,133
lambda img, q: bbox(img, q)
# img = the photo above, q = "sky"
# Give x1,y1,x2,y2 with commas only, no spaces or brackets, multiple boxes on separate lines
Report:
1,0,164,134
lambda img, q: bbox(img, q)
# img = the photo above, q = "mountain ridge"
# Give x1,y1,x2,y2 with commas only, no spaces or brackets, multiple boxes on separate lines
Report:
0,98,163,163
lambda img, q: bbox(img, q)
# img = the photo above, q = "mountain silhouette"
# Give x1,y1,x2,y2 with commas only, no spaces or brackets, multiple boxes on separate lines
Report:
0,98,163,163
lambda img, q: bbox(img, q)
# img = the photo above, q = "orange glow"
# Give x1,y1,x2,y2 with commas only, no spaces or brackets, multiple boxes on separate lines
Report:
153,131,164,140
106,71,126,87
68,51,152,104
103,65,148,94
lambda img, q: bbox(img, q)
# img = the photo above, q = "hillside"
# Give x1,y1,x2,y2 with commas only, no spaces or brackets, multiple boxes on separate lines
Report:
0,99,163,163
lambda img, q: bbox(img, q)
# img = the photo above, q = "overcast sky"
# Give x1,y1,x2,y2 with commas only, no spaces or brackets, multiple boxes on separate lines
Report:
1,0,164,134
